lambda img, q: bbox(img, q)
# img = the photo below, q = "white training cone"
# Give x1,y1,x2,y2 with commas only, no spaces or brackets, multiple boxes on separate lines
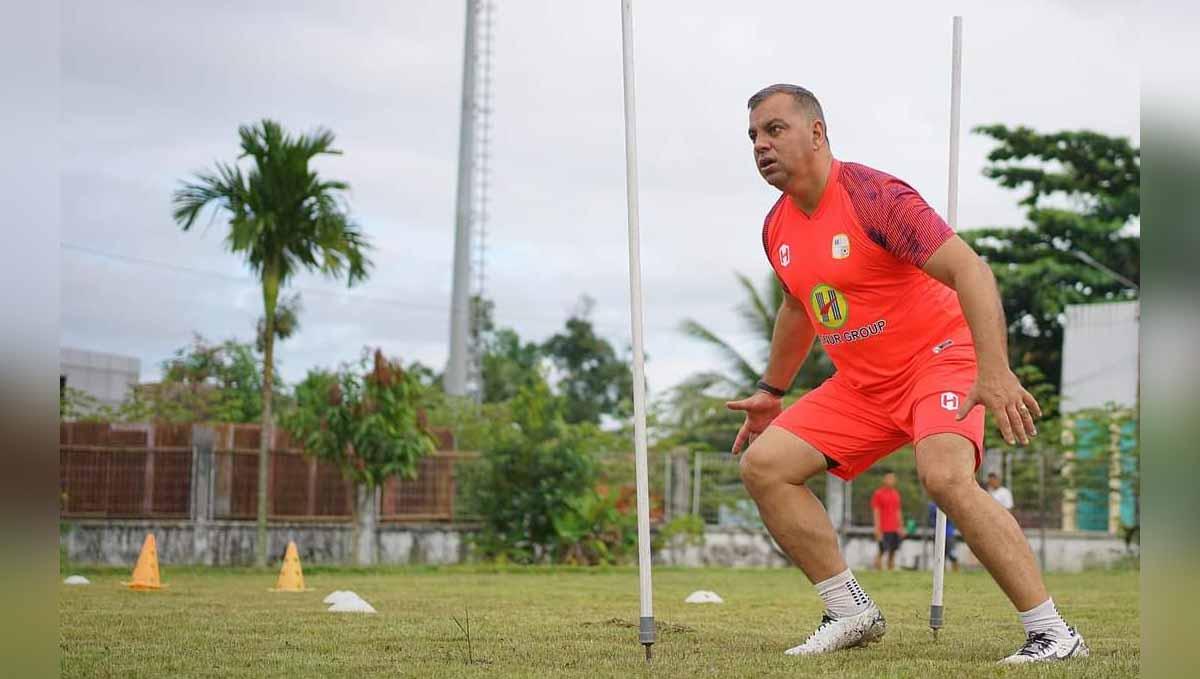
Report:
685,590,724,604
328,596,376,613
324,590,366,607
323,590,350,605
63,575,90,585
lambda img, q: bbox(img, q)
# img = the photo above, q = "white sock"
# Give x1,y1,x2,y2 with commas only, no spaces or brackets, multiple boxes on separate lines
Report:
815,569,873,618
1018,598,1071,639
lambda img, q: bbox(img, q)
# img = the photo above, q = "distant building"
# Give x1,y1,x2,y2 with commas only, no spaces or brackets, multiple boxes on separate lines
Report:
60,347,141,411
1058,300,1139,534
1060,300,1139,412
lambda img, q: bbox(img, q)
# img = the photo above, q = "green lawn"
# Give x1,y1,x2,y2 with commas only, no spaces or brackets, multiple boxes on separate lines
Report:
59,566,1138,678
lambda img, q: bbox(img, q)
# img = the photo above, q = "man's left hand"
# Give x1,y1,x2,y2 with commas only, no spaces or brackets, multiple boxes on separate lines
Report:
956,367,1042,445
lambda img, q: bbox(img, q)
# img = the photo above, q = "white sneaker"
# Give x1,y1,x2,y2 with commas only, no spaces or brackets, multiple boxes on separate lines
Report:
784,604,887,656
999,626,1089,664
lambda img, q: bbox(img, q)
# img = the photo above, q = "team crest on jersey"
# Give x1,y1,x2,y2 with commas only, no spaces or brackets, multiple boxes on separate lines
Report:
778,244,791,267
832,233,850,259
809,284,849,329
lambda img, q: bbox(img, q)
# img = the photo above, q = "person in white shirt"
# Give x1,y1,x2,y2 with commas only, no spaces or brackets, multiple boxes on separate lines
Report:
986,472,1014,511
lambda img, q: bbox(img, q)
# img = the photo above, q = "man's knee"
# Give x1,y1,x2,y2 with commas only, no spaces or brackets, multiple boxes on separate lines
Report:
917,433,978,504
918,462,977,506
739,444,773,492
739,429,825,492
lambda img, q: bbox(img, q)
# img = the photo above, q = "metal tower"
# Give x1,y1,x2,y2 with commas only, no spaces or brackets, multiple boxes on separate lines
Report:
467,0,495,401
445,0,492,398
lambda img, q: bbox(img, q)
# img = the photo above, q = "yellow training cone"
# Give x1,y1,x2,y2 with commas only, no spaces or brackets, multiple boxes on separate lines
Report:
123,533,165,590
270,541,312,592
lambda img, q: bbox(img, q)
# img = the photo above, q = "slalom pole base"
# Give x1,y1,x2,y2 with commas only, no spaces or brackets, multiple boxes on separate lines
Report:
640,615,655,663
929,604,944,639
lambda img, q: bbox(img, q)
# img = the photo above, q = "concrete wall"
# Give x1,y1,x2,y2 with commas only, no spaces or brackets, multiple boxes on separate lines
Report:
61,520,471,567
63,521,1133,572
657,527,1135,573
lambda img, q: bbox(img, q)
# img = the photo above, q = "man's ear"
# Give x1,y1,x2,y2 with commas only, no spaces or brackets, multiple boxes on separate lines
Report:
812,119,826,151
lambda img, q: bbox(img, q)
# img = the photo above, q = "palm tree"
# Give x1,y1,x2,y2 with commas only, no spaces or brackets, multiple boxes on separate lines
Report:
173,120,372,566
679,272,833,394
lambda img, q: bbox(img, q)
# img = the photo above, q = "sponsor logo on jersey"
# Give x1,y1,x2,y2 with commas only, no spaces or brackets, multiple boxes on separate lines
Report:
941,392,960,411
779,243,791,267
818,319,886,346
810,284,849,329
832,233,850,259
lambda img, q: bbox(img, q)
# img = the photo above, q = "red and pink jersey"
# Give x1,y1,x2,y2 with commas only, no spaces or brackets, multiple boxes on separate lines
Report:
762,158,971,393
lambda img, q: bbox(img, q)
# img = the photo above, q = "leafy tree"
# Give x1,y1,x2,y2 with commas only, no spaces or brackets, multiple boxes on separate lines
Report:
283,349,436,564
470,379,606,563
404,360,441,390
173,119,372,566
679,273,833,395
960,125,1139,399
60,386,115,422
541,297,634,425
118,335,282,423
256,292,302,354
482,328,544,404
650,373,744,453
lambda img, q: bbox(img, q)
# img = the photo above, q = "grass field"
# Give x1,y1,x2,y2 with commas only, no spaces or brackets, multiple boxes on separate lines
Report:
59,565,1138,678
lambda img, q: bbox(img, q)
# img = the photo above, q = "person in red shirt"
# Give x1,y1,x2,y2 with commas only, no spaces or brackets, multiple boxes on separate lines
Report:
727,84,1087,663
870,471,905,571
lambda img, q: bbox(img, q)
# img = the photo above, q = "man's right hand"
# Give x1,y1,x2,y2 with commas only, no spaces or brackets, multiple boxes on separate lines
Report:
726,391,784,455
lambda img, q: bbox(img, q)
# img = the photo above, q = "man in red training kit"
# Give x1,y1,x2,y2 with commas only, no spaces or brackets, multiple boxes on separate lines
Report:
727,84,1087,664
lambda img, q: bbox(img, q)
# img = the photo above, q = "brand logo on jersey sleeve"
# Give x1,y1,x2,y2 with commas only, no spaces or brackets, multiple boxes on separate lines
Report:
809,284,849,329
832,233,850,259
778,244,791,267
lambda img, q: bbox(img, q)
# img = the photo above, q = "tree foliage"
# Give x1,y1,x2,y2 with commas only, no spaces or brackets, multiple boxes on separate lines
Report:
173,119,373,565
116,335,282,423
541,297,634,425
678,272,834,395
284,349,436,488
481,328,543,404
469,295,633,427
960,125,1139,398
256,292,302,354
469,380,609,563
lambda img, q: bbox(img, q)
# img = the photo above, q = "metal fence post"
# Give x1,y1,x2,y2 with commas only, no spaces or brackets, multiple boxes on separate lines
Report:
663,452,672,522
670,448,690,520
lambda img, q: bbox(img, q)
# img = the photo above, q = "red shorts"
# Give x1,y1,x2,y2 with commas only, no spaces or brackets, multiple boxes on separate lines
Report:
772,346,985,480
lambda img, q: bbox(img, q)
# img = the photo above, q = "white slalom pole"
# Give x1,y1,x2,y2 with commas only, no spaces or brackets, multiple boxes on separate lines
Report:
619,0,655,663
931,14,963,637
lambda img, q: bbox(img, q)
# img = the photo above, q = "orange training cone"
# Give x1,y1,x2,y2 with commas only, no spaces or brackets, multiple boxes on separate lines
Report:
123,533,165,590
270,541,312,592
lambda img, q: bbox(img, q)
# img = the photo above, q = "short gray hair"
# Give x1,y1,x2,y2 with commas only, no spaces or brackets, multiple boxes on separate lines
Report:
747,84,826,126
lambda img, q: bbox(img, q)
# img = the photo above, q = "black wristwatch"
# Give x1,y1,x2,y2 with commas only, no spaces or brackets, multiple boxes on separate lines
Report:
756,380,787,398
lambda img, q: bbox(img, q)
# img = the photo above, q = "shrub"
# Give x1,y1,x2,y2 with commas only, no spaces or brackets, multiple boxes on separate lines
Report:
470,381,606,563
552,487,637,565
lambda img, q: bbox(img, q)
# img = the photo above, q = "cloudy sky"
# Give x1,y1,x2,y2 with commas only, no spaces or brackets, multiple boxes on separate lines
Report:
60,0,1139,397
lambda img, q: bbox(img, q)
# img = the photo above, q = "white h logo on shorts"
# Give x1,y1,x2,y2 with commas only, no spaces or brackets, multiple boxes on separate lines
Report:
940,392,959,411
